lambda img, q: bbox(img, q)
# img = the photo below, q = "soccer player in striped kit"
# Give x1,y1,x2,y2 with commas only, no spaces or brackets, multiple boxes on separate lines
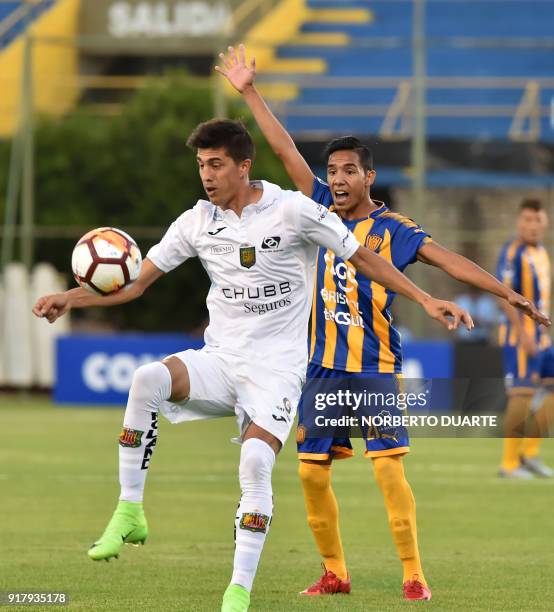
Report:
497,198,553,478
217,44,550,601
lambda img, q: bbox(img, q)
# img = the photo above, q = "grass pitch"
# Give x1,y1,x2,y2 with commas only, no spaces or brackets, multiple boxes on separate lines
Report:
1,397,553,611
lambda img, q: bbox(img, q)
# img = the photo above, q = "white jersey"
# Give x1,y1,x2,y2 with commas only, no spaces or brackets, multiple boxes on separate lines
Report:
147,180,360,378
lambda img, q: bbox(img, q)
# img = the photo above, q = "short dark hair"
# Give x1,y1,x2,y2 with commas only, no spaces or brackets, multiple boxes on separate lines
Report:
519,197,543,213
323,136,374,172
186,119,255,164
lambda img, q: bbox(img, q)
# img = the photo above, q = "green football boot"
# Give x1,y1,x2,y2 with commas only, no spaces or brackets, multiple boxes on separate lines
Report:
221,584,250,612
87,500,148,561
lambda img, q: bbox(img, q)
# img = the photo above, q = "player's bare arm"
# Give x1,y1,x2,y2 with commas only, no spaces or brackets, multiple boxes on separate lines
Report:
32,258,164,324
215,44,314,196
349,246,473,331
417,241,551,327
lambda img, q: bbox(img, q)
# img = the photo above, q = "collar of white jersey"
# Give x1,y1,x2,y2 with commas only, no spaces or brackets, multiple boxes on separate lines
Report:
209,180,280,220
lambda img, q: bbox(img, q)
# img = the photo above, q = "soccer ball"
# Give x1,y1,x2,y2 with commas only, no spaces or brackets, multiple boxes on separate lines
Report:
71,227,142,295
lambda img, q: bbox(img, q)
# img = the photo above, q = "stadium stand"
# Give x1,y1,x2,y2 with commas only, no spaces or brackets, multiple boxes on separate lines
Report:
0,0,79,136
255,0,554,141
0,0,54,48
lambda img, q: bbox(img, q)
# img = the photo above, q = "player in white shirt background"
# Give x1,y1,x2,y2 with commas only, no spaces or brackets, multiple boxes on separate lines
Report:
33,119,473,612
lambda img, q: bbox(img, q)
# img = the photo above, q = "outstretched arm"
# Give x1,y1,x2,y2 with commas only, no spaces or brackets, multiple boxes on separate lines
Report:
417,241,551,327
349,247,474,331
32,258,164,324
215,44,315,196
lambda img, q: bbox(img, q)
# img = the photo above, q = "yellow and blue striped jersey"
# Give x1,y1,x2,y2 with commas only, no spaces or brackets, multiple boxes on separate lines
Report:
308,178,432,374
496,238,551,349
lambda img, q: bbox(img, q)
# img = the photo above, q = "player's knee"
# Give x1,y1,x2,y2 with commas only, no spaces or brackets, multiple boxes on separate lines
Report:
298,461,331,491
239,439,275,488
129,361,172,410
373,456,404,493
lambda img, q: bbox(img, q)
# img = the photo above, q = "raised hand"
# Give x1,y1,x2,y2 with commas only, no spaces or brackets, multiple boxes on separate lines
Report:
215,43,256,93
422,298,474,331
507,291,551,328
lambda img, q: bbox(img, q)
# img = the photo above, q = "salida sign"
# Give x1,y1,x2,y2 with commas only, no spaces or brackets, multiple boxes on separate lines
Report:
109,1,231,37
81,0,233,44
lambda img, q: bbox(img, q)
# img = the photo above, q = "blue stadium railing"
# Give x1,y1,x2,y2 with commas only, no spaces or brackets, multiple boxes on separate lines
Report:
263,0,554,141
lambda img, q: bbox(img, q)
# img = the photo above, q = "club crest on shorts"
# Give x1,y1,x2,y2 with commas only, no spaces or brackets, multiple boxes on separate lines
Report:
239,512,270,533
365,234,383,251
119,427,144,448
239,245,256,269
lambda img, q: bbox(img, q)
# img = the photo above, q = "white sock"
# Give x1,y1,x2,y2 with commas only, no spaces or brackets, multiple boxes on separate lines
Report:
118,361,172,502
231,438,276,592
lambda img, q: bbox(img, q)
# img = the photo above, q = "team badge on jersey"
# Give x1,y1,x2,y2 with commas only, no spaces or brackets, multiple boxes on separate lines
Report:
365,234,383,251
119,427,143,448
239,512,270,533
239,245,256,268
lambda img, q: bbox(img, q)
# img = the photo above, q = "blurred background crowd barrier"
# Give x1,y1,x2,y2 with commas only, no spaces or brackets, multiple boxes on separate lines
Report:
0,0,553,399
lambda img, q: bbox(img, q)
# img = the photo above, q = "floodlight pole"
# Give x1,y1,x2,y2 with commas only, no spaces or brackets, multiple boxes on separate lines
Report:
1,121,22,271
212,34,228,119
411,0,427,336
20,31,35,270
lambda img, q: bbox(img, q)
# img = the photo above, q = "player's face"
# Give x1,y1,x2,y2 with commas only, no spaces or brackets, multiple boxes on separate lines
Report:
196,148,250,206
517,209,547,245
327,150,375,215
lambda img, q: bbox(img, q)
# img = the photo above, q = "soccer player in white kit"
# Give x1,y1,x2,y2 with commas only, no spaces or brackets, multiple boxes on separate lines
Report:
33,119,472,612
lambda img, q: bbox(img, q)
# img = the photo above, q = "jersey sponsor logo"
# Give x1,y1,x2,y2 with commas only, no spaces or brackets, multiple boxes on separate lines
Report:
255,198,277,214
222,282,292,300
324,308,364,328
119,427,143,448
325,253,358,293
320,287,362,312
208,226,226,236
244,297,291,315
365,234,383,251
261,236,281,250
239,512,270,533
239,245,256,268
210,244,234,255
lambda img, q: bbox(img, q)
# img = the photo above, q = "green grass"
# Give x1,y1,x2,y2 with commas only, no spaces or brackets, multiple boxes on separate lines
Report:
1,397,553,611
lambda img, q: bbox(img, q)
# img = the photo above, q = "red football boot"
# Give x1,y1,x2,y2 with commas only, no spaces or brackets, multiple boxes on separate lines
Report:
300,565,351,596
403,575,432,601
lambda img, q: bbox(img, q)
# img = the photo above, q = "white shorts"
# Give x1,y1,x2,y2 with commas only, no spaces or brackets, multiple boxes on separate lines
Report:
159,348,302,446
